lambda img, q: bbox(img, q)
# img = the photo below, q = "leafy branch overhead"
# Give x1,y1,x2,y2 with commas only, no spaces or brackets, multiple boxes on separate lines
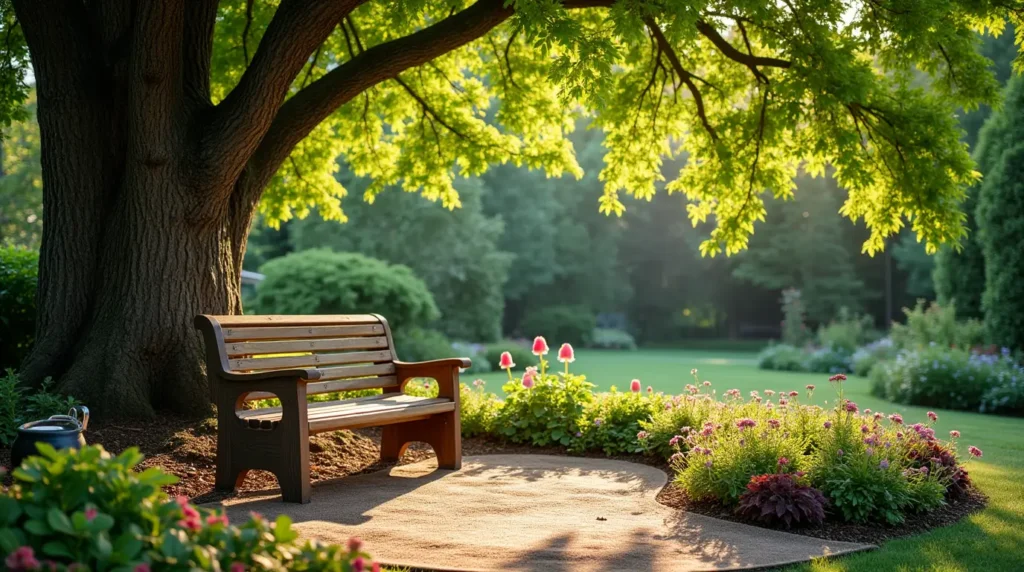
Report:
7,0,1022,256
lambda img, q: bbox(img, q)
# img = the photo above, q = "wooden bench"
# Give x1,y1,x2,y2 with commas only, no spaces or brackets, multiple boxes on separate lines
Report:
194,313,469,503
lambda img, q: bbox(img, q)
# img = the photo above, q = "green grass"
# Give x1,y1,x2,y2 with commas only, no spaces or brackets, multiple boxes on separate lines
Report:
472,348,1024,572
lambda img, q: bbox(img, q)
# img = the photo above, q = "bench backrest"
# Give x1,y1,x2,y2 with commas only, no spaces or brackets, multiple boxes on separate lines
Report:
195,314,400,400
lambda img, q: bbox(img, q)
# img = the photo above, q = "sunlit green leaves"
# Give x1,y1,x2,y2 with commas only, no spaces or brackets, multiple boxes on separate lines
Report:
205,0,1020,254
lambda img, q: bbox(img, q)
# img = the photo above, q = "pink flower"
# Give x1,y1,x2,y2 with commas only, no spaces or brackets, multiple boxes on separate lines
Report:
950,430,960,438
704,459,713,468
178,516,202,532
557,343,575,363
777,457,790,467
630,379,641,393
927,411,938,422
134,565,151,572
805,384,815,391
230,563,246,572
372,563,381,572
736,418,757,430
669,435,682,446
702,381,711,387
531,336,549,356
352,558,365,572
829,373,847,382
789,391,799,397
968,446,983,458
5,546,40,571
823,421,832,429
861,424,869,433
768,419,781,429
206,513,229,526
637,431,649,440
765,390,776,396
837,449,844,457
864,409,872,415
889,413,904,425
498,351,515,369
778,398,788,407
522,370,535,389
84,508,98,521
348,537,363,552
647,386,653,394
845,401,859,413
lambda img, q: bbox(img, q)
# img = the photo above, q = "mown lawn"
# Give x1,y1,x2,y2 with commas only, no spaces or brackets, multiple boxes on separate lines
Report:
474,348,1024,572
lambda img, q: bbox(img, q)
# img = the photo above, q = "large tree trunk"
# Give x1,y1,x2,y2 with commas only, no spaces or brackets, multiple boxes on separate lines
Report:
12,0,512,417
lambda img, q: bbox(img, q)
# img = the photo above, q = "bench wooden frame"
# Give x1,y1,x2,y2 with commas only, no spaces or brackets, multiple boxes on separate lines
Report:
195,313,469,503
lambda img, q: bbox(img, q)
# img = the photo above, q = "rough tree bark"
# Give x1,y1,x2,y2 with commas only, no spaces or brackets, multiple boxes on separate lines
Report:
12,0,521,417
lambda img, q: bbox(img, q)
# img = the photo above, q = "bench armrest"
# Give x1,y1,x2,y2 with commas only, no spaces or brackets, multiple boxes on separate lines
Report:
394,358,471,379
395,358,470,400
218,368,323,382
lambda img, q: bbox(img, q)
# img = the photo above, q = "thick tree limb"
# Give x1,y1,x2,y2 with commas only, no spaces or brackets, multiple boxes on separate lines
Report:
128,0,185,166
205,0,363,193
246,0,517,195
696,20,791,73
183,0,219,107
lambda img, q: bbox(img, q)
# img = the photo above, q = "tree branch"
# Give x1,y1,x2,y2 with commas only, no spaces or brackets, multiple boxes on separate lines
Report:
183,0,219,108
246,0,517,195
696,19,790,74
127,0,184,164
645,18,719,142
204,0,363,193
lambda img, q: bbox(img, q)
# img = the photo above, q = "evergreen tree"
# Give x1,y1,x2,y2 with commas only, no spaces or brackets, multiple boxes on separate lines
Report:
934,26,1018,318
977,76,1024,349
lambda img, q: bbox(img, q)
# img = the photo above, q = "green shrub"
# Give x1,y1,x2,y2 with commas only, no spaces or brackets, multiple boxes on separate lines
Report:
850,338,896,377
587,328,638,350
483,341,536,371
805,345,853,374
0,246,38,370
639,392,719,459
757,344,808,372
890,300,985,351
393,327,454,362
493,366,593,447
519,305,596,347
251,249,439,331
817,307,878,353
0,370,81,447
451,342,493,374
815,454,913,525
869,346,1024,414
571,389,662,455
675,409,807,504
0,444,378,571
460,380,502,437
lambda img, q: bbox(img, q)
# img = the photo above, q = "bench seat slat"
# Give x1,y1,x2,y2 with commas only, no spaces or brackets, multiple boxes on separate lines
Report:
239,395,455,433
242,376,400,401
240,394,437,421
225,336,390,357
230,350,393,372
216,314,380,327
222,324,385,342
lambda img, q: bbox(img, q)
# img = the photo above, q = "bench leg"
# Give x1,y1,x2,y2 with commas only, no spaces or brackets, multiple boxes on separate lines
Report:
215,415,250,494
272,425,311,504
379,412,461,470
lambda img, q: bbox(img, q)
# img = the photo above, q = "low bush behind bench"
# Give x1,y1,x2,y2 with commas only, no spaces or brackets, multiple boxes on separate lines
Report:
195,313,470,503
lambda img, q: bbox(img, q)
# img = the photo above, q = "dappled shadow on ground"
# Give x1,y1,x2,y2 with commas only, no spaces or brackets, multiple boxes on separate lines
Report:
214,455,869,572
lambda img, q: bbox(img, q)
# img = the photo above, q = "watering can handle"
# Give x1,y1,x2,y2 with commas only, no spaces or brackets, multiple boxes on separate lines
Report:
70,406,89,430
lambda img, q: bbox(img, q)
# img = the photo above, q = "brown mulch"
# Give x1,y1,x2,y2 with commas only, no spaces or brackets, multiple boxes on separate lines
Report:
1,416,987,546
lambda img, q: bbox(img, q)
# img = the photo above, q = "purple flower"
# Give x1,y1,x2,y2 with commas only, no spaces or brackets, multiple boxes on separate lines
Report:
704,459,713,468
879,459,890,469
969,446,983,458
845,401,859,413
837,449,844,457
823,421,833,429
927,411,938,422
594,418,603,427
889,413,904,425
768,419,781,429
